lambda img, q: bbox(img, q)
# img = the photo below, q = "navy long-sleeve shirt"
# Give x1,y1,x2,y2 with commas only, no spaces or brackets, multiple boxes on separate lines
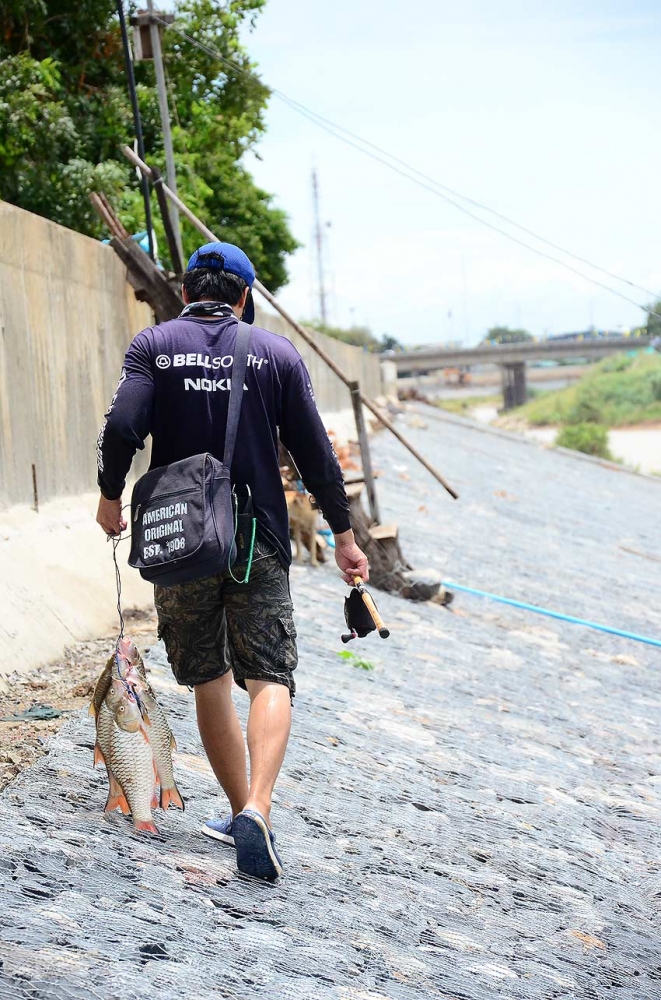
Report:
97,308,351,566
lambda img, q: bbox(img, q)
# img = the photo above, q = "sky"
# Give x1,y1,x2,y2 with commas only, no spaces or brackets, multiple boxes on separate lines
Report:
232,0,661,346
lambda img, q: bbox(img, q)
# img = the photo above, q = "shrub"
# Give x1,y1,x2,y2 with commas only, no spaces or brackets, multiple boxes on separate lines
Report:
556,423,612,459
600,353,634,374
566,390,604,424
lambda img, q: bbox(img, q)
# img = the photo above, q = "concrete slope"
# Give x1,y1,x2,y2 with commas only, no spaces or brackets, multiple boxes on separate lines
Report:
0,494,154,685
0,412,660,999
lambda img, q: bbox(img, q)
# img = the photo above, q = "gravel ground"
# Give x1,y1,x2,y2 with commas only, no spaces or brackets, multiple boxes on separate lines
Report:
1,408,660,1000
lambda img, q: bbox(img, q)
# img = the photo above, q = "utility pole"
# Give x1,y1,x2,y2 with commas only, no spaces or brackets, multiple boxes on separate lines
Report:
116,1,154,260
133,3,184,271
312,167,328,326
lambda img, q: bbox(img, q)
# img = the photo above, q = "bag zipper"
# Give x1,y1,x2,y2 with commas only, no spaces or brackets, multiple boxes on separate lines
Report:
133,486,198,523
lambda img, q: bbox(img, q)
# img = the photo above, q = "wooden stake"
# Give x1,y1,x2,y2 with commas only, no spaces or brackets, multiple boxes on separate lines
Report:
120,145,459,500
349,380,380,524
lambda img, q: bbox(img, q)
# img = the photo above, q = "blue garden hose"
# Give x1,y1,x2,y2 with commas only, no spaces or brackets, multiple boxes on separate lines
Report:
442,580,661,649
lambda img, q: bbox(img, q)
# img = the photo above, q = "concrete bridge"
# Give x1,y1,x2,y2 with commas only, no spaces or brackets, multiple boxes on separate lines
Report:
394,335,652,408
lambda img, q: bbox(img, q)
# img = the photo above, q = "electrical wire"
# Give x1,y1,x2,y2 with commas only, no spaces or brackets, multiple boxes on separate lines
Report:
157,16,661,323
271,91,660,301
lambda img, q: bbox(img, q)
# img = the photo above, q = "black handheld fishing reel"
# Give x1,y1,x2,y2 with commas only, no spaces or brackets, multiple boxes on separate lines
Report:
341,576,390,643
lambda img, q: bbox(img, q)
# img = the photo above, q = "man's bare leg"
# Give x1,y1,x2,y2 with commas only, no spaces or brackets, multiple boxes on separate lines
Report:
194,672,249,817
242,679,292,827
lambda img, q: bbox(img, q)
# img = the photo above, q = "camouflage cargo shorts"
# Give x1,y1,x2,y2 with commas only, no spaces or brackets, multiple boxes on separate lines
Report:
154,537,298,699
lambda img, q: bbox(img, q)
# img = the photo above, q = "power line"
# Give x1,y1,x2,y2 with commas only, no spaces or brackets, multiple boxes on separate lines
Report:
273,91,661,323
272,91,660,301
157,16,661,323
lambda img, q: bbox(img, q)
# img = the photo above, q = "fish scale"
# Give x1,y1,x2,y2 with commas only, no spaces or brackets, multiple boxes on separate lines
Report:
95,702,114,763
109,723,157,830
144,700,184,811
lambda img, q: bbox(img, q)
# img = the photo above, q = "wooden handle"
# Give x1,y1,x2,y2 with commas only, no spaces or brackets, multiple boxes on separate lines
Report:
353,577,390,638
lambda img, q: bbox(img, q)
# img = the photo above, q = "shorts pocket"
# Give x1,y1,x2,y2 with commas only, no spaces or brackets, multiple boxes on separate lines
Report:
279,614,297,639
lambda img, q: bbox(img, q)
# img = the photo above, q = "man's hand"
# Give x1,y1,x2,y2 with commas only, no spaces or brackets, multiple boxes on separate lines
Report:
96,495,127,536
334,529,369,584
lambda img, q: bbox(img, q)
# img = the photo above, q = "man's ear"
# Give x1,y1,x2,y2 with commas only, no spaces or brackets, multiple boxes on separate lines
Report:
239,286,249,312
181,285,189,304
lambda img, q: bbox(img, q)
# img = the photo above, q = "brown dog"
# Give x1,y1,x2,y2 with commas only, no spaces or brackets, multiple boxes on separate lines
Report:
285,490,319,566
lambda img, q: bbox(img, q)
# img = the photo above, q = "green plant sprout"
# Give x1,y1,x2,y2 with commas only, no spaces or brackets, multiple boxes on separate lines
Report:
337,650,376,671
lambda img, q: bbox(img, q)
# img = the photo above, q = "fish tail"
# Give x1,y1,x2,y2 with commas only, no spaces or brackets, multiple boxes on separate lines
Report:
160,784,185,811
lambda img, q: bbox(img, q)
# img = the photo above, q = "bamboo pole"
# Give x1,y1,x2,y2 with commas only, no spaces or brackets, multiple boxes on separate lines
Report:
121,145,459,500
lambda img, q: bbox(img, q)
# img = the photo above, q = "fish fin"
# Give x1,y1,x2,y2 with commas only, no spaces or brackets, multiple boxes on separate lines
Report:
134,819,159,834
106,792,131,815
104,774,130,815
160,785,185,812
88,702,97,719
93,743,105,767
170,733,177,752
139,727,151,745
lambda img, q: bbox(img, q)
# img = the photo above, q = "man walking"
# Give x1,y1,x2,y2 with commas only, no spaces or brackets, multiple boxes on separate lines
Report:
96,242,368,881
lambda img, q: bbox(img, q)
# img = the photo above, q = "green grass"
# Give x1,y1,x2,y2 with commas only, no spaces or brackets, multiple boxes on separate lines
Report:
513,350,661,427
432,393,502,415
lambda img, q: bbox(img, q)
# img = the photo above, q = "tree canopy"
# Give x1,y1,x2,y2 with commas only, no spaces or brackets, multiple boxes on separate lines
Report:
0,0,298,289
481,326,534,345
305,320,403,354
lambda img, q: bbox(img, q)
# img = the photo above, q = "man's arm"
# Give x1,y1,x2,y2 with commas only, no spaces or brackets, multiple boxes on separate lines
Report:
280,360,368,581
96,332,154,535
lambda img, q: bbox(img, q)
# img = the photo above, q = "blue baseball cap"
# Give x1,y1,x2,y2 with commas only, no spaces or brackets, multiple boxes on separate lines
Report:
186,241,256,324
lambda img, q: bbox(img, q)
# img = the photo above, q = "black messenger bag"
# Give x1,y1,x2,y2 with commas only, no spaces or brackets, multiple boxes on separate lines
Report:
128,322,251,587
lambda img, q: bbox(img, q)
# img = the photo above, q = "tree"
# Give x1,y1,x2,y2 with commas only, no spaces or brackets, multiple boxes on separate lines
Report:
378,334,403,353
481,326,534,345
304,321,402,353
645,298,661,340
0,0,298,290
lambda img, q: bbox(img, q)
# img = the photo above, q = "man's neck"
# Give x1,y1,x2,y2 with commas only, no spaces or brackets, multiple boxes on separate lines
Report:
180,300,237,320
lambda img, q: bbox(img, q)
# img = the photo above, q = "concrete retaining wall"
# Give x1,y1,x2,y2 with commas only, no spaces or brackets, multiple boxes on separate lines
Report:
0,201,382,509
0,201,154,509
0,492,154,686
254,304,383,413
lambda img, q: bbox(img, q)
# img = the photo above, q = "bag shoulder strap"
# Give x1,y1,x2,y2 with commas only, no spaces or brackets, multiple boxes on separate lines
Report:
223,320,251,469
